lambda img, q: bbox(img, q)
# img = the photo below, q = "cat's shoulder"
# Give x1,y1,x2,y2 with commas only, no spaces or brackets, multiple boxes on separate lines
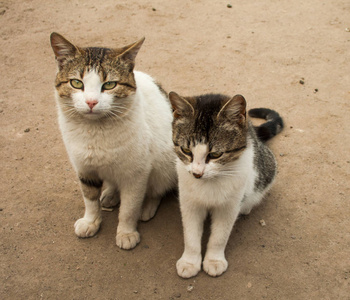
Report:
134,71,155,86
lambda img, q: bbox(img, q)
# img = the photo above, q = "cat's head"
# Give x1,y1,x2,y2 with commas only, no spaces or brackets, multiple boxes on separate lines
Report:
169,92,248,179
50,32,144,121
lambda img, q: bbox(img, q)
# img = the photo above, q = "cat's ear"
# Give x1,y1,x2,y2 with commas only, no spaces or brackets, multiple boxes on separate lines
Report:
50,32,80,70
118,37,145,62
169,92,195,119
50,32,78,59
217,94,246,124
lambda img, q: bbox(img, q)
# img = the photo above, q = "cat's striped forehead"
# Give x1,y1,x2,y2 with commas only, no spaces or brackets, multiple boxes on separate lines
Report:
58,47,131,81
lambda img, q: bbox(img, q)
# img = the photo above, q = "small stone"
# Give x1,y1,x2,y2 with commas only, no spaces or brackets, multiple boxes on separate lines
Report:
345,28,350,32
247,282,252,288
314,88,319,93
133,290,138,294
152,8,156,11
259,219,266,226
227,4,232,8
279,153,284,157
187,285,194,292
173,292,181,298
299,79,305,85
24,128,30,133
101,207,113,212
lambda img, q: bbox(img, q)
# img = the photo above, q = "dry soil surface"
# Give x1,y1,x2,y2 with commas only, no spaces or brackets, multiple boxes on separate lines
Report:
1,0,349,299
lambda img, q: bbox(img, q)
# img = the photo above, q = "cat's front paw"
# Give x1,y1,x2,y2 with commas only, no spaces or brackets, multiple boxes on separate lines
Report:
116,231,140,250
74,217,102,238
203,258,228,277
176,257,201,278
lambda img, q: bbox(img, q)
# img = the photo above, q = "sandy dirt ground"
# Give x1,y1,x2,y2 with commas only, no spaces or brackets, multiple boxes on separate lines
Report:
1,0,349,299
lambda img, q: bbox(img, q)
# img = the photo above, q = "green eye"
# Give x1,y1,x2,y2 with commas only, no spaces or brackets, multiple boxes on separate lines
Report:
102,81,117,90
181,146,192,156
70,79,84,89
208,152,223,159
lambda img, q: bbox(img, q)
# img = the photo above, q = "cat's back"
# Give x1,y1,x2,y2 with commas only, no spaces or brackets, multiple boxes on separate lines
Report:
134,70,173,141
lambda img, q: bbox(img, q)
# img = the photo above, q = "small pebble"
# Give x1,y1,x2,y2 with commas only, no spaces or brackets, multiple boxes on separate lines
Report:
259,219,266,226
227,4,232,8
187,285,194,292
101,207,114,212
314,88,319,93
299,79,305,85
152,8,156,11
345,28,350,32
24,128,30,133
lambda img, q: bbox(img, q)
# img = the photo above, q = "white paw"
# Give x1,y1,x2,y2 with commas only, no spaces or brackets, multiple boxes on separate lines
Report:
74,217,102,238
140,198,161,221
203,258,228,277
116,231,140,250
176,257,201,278
100,192,120,208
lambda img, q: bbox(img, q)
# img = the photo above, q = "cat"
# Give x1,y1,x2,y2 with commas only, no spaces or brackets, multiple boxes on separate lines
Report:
50,32,177,249
169,92,283,278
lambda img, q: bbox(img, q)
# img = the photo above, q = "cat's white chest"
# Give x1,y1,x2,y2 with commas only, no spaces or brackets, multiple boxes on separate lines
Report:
59,118,133,171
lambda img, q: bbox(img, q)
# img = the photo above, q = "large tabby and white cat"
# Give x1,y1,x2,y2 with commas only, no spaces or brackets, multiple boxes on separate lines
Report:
169,92,283,278
50,33,177,249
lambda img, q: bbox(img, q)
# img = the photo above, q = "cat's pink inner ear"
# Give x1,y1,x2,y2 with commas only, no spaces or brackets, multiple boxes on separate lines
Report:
50,32,77,58
119,37,145,62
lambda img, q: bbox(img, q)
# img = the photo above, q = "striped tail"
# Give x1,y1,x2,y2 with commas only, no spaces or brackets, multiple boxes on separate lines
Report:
248,108,284,142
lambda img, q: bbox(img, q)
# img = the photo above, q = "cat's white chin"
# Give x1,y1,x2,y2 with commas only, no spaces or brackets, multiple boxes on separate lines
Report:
80,111,105,120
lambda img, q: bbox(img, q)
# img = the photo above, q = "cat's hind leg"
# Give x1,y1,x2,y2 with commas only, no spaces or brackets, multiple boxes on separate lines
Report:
140,166,176,221
100,183,120,208
239,192,264,215
140,194,161,221
74,175,102,238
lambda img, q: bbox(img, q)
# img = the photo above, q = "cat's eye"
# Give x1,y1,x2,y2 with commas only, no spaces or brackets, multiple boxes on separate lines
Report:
181,146,192,156
102,81,117,90
208,152,223,159
70,79,84,89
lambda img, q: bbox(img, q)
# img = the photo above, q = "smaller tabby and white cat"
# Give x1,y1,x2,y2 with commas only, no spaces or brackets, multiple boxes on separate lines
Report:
50,33,177,249
169,92,283,278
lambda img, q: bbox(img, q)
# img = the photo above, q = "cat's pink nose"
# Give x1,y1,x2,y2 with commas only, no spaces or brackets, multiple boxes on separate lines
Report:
193,172,203,179
86,100,98,110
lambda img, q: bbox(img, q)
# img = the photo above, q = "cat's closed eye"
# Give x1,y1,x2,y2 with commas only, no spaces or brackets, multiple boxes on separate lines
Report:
102,81,117,91
70,79,84,90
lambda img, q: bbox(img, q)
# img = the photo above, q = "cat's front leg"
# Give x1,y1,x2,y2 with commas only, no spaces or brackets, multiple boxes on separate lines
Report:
177,202,207,278
74,176,102,238
203,203,240,277
116,180,148,250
